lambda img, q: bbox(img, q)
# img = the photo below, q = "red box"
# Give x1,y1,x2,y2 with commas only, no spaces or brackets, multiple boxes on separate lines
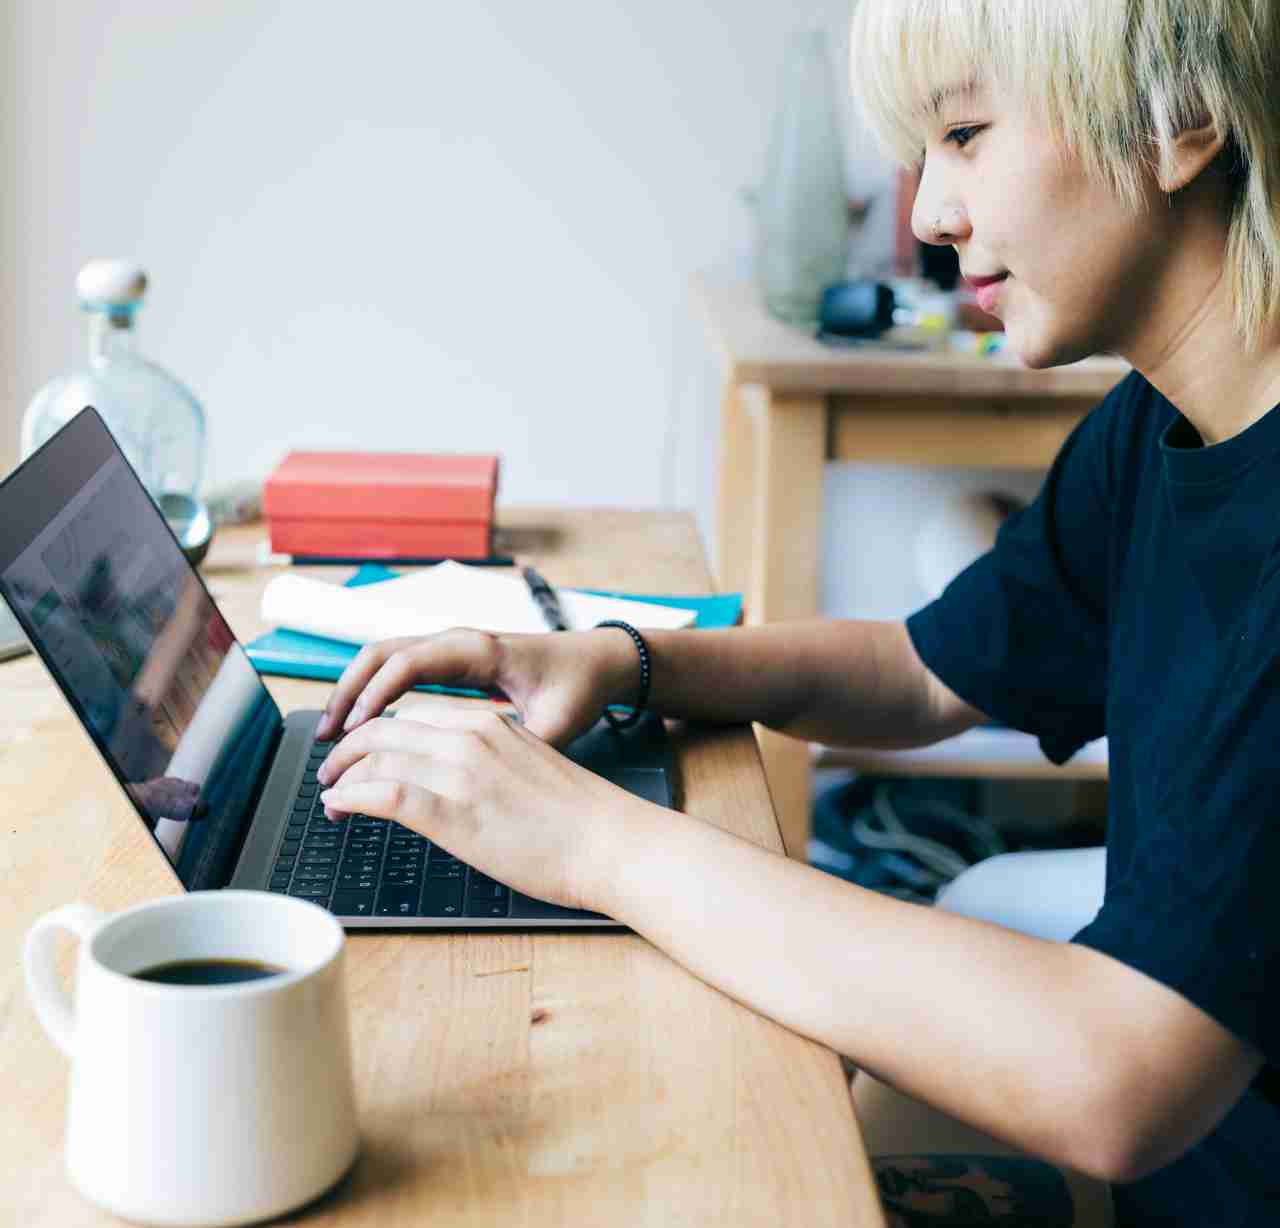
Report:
263,450,499,560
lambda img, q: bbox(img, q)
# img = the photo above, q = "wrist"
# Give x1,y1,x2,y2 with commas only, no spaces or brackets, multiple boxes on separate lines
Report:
588,625,646,710
579,793,671,918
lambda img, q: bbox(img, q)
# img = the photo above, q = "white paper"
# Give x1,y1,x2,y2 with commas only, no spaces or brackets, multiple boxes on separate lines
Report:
260,561,697,645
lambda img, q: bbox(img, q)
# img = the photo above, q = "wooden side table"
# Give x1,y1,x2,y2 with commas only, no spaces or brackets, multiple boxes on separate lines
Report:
691,274,1126,859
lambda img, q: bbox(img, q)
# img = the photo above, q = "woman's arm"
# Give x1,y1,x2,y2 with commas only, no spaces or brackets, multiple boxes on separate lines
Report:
592,619,986,748
317,662,1259,1183
594,804,1264,1184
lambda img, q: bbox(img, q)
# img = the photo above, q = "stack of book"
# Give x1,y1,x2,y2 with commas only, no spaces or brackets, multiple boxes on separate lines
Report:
246,562,744,696
263,450,500,562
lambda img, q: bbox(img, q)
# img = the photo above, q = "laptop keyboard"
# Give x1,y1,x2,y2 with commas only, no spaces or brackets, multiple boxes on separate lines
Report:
265,740,510,920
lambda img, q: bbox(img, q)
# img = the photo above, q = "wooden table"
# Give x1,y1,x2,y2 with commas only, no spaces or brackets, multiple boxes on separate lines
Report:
0,509,884,1227
691,274,1128,859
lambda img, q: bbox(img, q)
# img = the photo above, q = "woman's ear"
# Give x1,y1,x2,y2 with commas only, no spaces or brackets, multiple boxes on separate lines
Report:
1158,118,1228,194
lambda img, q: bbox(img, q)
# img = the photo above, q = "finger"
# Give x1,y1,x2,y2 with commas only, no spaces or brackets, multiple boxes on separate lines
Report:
319,705,515,786
392,703,523,738
328,748,441,795
333,629,505,738
319,778,443,837
318,715,445,786
320,749,456,826
316,638,422,740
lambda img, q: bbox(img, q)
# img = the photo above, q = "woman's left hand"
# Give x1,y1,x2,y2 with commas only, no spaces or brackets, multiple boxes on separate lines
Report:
316,706,652,913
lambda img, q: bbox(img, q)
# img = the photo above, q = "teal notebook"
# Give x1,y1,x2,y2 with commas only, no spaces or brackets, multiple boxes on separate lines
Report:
245,564,743,700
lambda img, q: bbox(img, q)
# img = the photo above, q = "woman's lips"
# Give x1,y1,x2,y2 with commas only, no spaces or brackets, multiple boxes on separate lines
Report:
967,273,1010,316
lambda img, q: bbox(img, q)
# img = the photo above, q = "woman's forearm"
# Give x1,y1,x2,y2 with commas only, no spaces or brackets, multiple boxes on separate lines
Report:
590,619,974,749
596,802,1121,1180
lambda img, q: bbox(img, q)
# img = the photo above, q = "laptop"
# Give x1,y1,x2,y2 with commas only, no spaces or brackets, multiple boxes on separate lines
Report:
0,407,675,928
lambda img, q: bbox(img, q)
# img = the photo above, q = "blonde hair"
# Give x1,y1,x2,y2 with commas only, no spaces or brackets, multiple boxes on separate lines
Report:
850,0,1280,348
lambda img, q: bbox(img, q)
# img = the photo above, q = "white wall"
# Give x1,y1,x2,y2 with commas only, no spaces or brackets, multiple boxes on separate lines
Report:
5,1,1047,621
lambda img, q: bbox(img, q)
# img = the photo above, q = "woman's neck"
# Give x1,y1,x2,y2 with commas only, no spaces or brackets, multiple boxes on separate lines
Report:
1118,183,1280,446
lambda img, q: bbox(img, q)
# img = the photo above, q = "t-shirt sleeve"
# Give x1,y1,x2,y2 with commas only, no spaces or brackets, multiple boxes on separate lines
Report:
1072,575,1280,1064
905,390,1120,765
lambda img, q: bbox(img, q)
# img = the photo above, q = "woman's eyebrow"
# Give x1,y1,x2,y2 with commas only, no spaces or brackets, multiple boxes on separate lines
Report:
927,80,981,116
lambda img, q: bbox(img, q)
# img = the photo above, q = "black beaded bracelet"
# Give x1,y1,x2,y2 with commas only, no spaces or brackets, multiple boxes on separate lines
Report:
595,619,651,731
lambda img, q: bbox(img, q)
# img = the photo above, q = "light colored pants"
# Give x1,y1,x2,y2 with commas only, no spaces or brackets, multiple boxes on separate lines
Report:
851,847,1114,1226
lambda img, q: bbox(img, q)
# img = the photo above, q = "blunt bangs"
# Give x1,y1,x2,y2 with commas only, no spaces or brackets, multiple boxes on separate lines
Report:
849,0,1280,349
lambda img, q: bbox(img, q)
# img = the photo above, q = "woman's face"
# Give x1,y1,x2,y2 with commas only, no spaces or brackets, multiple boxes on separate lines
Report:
911,80,1171,368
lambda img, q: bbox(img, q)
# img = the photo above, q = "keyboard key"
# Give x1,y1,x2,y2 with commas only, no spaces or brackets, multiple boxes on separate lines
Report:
302,834,341,849
427,860,464,878
421,879,464,917
375,884,421,918
345,849,385,865
344,854,384,869
465,896,511,918
297,784,317,798
280,839,301,856
294,868,335,883
269,873,291,890
384,869,420,885
330,890,376,916
289,885,331,902
274,857,296,873
337,871,377,889
299,851,338,866
286,822,305,838
340,862,381,878
386,852,423,868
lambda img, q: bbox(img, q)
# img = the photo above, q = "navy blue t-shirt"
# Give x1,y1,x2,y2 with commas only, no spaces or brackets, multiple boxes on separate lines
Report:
907,371,1280,1224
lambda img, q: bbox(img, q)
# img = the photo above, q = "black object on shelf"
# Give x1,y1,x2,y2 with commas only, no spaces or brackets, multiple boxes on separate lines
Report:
815,280,897,342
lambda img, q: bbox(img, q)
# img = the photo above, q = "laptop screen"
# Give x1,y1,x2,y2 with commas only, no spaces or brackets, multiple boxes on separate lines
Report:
0,409,282,891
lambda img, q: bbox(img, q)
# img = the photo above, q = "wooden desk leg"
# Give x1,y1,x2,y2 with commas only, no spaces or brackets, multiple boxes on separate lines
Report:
749,389,826,860
716,379,755,595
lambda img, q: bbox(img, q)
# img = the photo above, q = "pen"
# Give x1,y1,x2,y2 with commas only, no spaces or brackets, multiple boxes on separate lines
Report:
522,565,569,631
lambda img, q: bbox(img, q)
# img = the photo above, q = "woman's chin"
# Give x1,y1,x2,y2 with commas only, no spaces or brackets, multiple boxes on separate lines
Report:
1004,320,1092,369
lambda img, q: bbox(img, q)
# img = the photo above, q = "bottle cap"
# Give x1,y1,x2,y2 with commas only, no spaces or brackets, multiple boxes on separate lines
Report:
76,260,148,313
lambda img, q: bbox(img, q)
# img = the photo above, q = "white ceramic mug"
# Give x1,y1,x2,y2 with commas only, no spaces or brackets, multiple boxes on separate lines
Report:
23,890,360,1227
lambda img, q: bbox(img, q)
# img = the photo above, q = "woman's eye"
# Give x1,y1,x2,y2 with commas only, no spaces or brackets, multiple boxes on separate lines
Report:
944,125,984,149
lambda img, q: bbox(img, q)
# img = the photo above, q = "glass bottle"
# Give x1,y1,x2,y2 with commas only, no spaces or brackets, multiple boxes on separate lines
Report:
21,260,206,502
754,29,851,326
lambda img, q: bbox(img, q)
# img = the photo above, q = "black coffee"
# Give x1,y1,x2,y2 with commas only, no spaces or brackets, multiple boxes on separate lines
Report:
132,958,287,986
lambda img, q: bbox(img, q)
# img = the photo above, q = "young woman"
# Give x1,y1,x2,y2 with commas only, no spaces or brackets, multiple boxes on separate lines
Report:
313,2,1280,1222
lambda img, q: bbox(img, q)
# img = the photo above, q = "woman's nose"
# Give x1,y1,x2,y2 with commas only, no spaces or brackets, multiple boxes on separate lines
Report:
913,203,971,246
912,181,971,246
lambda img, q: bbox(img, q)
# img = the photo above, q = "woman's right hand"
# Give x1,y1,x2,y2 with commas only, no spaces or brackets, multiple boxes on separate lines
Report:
314,628,628,747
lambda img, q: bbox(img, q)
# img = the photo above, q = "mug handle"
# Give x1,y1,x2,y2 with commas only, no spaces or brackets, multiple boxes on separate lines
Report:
23,902,107,1057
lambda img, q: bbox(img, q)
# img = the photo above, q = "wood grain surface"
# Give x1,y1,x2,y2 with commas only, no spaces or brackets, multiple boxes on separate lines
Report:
0,508,884,1227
